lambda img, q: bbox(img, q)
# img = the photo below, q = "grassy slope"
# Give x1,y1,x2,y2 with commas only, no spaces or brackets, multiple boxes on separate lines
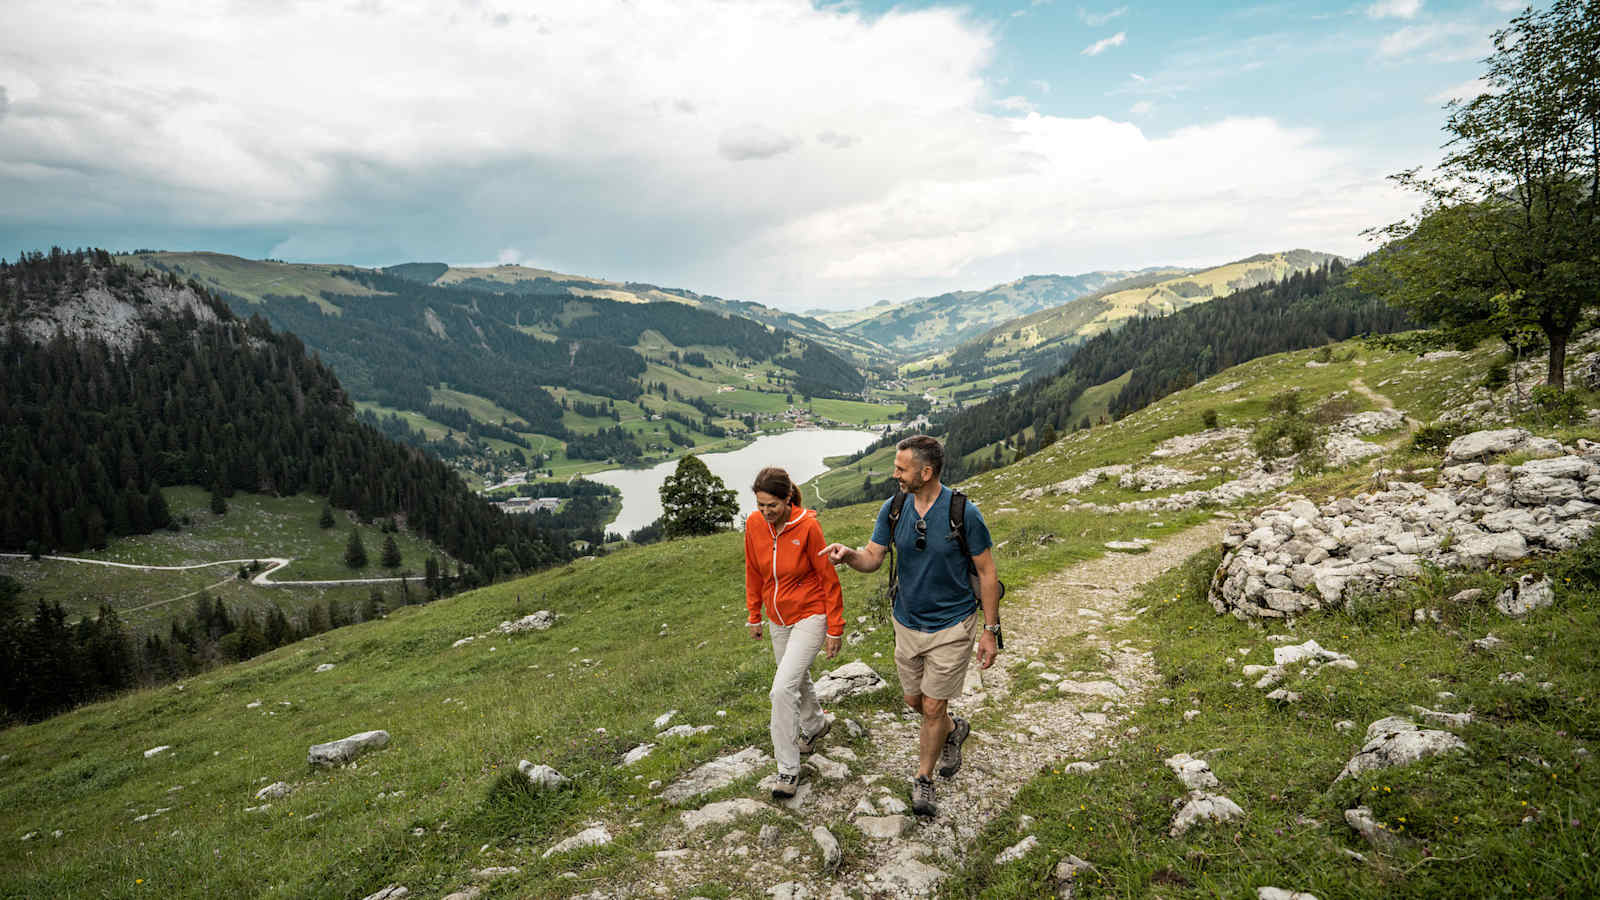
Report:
0,487,449,630
5,333,1596,898
114,252,385,313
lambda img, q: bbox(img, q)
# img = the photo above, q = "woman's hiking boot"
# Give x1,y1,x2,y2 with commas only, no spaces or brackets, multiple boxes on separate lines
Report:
911,775,937,817
771,771,800,801
797,717,832,755
937,715,970,778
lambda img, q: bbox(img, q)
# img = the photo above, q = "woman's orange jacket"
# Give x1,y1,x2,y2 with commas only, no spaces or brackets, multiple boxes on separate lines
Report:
743,506,845,637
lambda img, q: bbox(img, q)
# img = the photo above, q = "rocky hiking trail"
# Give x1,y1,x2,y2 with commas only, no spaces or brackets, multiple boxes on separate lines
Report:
600,519,1231,899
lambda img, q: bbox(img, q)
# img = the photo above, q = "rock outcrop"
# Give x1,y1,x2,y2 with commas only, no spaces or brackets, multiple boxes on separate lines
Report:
1210,433,1598,619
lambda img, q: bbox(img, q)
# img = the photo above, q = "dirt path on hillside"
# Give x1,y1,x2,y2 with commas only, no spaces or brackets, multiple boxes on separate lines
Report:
0,553,411,599
1350,377,1420,450
628,518,1231,898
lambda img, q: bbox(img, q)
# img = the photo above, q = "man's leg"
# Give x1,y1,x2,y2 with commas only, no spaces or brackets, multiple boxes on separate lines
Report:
912,695,952,779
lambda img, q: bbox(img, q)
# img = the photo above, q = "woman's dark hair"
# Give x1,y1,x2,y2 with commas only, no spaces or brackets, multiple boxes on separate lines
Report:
752,466,802,507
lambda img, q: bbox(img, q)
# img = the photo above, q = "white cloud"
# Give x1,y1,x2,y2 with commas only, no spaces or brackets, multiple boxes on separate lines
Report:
1129,100,1153,115
1032,79,1053,95
1379,23,1490,62
1082,31,1127,56
1366,0,1422,19
1079,6,1128,26
1130,72,1147,82
995,96,1036,112
1427,77,1493,104
0,0,1409,308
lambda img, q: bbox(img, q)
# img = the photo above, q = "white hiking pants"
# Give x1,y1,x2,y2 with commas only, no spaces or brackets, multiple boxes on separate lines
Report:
769,613,828,775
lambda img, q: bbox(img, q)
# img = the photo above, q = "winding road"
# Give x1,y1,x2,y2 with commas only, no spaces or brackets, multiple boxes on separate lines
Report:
0,553,412,613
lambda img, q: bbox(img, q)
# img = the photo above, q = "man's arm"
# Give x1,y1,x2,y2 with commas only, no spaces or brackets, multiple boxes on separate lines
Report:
972,548,1000,668
820,540,888,573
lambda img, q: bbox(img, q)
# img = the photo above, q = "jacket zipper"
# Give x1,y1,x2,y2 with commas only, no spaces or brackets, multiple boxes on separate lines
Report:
766,511,804,627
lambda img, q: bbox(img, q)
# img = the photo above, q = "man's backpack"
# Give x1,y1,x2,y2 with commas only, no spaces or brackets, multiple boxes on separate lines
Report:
885,488,1006,608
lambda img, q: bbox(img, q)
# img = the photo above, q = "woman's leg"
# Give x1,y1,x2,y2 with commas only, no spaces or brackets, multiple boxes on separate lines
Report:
769,615,826,774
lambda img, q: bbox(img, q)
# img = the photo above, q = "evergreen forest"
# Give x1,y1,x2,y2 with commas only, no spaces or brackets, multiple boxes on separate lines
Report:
0,249,572,577
939,261,1414,473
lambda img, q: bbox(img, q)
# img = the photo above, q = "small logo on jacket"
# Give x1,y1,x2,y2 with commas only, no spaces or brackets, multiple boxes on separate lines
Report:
791,539,802,546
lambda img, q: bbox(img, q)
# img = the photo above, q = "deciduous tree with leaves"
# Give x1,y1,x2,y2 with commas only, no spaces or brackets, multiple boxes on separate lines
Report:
1357,0,1599,389
659,454,737,538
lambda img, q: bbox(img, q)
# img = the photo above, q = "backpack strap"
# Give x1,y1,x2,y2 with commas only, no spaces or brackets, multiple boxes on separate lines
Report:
886,491,909,601
949,490,975,576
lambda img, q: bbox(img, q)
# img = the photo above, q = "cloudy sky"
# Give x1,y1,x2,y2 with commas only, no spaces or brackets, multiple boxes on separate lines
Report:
0,0,1517,310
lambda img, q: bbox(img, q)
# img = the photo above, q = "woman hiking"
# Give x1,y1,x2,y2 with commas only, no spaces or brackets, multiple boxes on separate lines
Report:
743,466,845,800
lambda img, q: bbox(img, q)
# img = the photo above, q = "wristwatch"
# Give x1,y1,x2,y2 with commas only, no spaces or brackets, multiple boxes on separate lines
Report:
983,624,1002,638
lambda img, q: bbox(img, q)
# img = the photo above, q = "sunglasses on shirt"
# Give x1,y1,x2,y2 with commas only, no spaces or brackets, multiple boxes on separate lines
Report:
914,518,927,551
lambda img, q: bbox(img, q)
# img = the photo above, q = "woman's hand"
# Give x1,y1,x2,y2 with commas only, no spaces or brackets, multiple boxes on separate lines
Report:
748,622,763,640
824,635,842,659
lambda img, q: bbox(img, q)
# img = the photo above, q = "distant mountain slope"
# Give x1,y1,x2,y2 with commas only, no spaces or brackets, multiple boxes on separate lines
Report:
946,250,1345,381
938,259,1412,473
421,263,895,367
840,269,1157,359
0,249,569,577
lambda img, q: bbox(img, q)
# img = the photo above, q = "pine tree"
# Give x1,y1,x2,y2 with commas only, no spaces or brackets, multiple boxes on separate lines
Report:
318,503,336,529
380,534,402,569
344,528,368,569
209,478,227,515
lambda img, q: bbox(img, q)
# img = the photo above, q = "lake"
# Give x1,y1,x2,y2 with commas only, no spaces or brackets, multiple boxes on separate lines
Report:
590,428,881,536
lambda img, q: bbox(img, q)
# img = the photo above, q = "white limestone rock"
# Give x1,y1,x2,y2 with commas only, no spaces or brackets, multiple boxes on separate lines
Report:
1169,791,1245,837
621,743,656,766
1336,717,1466,782
660,747,770,805
1495,575,1555,618
542,824,612,858
856,815,913,839
812,825,842,874
255,781,293,801
813,661,888,703
517,761,569,789
1258,888,1319,900
495,611,556,634
308,730,389,767
1164,753,1219,790
682,798,768,832
995,835,1039,865
1056,680,1127,700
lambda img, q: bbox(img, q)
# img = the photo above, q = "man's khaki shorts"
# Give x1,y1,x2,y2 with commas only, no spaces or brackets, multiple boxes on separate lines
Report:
892,612,978,701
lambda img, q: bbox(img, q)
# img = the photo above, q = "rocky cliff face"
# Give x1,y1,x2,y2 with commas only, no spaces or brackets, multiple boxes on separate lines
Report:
11,275,223,352
1210,429,1600,619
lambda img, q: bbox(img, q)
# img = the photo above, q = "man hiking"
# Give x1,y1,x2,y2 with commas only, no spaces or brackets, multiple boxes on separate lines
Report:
822,435,1001,817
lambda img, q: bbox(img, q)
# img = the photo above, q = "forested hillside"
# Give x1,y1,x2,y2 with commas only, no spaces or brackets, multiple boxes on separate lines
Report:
0,249,569,577
132,261,868,432
939,250,1343,386
939,261,1414,472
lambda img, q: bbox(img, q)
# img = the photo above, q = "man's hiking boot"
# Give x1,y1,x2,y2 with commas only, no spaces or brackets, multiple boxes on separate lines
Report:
797,717,832,755
771,771,800,801
911,775,937,818
937,715,970,778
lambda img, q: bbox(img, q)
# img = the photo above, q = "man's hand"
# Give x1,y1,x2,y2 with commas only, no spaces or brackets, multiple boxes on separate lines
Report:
824,635,842,659
748,622,762,640
819,543,853,565
976,630,998,669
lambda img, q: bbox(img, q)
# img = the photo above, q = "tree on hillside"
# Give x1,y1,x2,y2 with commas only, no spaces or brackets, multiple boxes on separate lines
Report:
319,503,336,529
345,528,368,569
1357,0,1600,388
659,454,738,538
380,534,402,569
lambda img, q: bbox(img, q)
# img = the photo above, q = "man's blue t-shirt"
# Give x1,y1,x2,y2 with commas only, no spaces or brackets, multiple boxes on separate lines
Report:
871,486,993,632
